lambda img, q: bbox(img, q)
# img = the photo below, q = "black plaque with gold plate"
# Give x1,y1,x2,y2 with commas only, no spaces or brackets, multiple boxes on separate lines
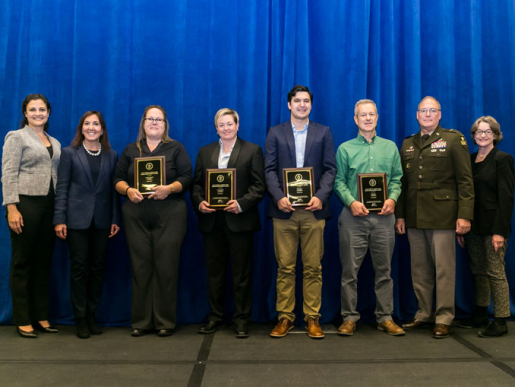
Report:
206,168,236,209
357,172,387,212
283,167,314,207
134,156,166,195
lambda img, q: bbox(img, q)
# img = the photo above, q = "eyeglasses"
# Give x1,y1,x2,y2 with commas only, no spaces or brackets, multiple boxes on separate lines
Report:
475,129,493,136
145,117,165,124
418,108,440,115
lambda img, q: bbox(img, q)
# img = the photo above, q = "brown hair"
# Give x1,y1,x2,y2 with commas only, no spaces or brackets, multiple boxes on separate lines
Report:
470,116,502,146
70,111,111,151
136,105,171,155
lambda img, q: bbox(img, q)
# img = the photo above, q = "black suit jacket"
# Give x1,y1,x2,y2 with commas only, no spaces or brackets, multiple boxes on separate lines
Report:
54,146,120,229
470,147,515,238
191,138,265,233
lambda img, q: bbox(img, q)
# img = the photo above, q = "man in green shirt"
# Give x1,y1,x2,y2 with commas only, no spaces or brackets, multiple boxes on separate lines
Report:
334,99,404,336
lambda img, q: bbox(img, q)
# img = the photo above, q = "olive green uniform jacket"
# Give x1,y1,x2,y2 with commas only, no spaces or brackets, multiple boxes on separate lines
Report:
395,126,474,229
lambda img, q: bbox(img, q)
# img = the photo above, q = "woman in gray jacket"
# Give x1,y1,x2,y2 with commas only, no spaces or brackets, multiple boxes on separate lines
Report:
1,94,61,338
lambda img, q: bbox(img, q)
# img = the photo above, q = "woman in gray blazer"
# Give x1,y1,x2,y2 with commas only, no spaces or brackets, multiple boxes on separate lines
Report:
54,111,120,339
1,94,61,338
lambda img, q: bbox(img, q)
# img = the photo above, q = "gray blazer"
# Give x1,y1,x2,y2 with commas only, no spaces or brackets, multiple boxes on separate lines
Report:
2,125,61,205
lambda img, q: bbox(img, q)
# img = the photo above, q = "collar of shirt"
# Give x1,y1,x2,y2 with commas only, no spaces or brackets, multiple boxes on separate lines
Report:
357,133,376,144
291,121,309,168
218,137,237,169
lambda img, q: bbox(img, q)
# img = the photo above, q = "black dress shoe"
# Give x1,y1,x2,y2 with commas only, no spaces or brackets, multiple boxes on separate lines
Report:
455,317,489,329
478,321,508,338
87,315,102,335
198,321,224,334
34,322,59,333
17,327,37,338
76,317,90,339
131,328,149,337
157,329,174,337
235,323,249,339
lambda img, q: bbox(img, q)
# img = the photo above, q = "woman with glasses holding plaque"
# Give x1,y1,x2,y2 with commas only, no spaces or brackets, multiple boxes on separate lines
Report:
114,105,192,337
457,116,514,337
191,108,265,338
1,94,61,338
54,111,120,339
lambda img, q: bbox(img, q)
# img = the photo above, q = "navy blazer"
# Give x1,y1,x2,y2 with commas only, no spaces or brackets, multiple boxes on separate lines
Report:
264,121,336,220
54,145,120,229
191,138,265,233
470,147,515,238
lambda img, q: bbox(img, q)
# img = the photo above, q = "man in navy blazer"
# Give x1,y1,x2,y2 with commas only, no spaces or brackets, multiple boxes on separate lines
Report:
265,85,336,339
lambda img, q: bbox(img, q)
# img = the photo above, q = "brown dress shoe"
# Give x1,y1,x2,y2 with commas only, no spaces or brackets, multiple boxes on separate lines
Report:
270,318,294,338
337,321,356,336
402,318,430,330
377,320,405,336
433,323,450,339
305,317,324,339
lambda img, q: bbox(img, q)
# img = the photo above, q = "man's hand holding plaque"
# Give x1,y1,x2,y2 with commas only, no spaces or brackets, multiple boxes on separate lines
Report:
357,172,388,212
283,167,315,207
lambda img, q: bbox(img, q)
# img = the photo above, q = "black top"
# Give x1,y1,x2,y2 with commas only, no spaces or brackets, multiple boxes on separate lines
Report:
114,140,193,200
86,152,102,186
47,145,54,195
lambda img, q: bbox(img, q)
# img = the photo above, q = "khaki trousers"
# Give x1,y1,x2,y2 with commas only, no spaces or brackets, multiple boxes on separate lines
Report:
273,210,325,322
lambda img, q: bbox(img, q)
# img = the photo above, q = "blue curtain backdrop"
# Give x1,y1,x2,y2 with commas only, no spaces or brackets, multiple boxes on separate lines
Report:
1,0,514,326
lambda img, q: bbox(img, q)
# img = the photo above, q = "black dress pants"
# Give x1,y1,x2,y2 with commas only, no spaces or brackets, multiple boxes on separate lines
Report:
203,212,254,324
123,198,187,330
67,223,110,318
9,194,55,326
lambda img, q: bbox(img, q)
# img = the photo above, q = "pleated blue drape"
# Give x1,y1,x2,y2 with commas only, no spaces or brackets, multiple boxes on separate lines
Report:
1,0,514,325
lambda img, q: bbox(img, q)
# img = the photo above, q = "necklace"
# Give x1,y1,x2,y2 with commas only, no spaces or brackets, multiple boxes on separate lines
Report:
83,141,101,156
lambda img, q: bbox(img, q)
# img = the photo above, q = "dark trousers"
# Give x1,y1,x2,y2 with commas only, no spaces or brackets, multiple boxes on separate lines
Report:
67,224,110,318
9,194,55,326
203,212,253,324
123,198,187,330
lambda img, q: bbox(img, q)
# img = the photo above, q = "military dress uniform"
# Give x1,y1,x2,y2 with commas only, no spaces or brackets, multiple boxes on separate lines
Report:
396,125,474,325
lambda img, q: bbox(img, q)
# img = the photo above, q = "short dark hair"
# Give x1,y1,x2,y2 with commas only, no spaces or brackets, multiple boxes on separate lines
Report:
20,94,52,132
287,85,313,104
70,111,111,151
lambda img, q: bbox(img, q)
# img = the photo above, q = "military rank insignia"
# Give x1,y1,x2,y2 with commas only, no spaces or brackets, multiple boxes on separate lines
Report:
460,136,467,146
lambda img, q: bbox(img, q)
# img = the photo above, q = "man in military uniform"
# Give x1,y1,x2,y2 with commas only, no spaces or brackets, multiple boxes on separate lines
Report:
395,96,474,339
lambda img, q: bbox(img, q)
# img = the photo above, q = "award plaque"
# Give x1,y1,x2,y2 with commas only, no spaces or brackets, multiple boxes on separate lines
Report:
134,156,166,195
206,168,236,209
357,172,387,212
283,167,315,207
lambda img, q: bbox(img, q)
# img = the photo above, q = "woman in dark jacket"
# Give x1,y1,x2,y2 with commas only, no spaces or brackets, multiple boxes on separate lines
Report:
458,116,514,337
54,111,120,339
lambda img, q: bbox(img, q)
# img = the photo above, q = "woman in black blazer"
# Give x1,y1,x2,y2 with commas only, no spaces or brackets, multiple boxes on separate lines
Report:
2,94,61,338
457,116,514,337
54,111,120,339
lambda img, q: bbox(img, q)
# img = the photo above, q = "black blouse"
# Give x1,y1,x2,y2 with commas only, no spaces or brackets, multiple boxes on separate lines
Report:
114,140,193,199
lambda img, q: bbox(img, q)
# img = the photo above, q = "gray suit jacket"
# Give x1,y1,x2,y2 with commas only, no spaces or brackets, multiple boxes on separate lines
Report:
2,125,61,205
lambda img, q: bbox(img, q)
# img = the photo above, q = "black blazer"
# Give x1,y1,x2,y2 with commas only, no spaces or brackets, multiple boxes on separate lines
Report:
54,145,120,229
470,147,515,238
191,138,265,233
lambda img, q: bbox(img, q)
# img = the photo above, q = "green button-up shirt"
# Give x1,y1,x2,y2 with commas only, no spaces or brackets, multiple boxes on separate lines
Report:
334,133,403,207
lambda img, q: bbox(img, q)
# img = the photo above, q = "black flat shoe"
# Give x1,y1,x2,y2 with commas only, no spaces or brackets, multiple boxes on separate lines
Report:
157,329,174,337
131,328,149,337
35,322,59,333
17,327,37,338
87,315,102,335
198,321,224,334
